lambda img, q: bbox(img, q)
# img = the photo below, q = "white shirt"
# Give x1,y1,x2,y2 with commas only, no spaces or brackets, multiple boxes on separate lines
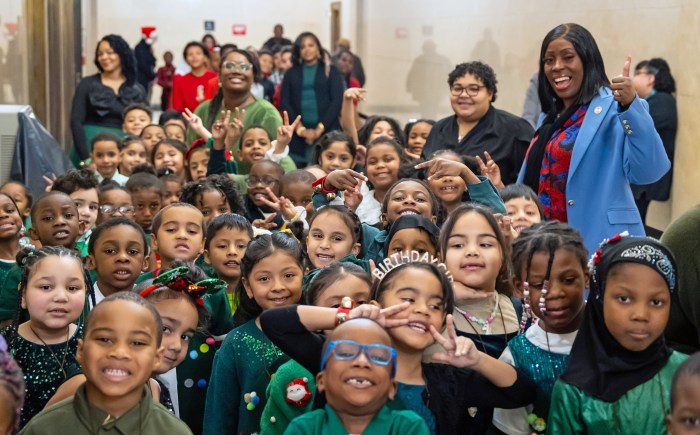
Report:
492,323,577,435
355,189,382,226
90,282,106,310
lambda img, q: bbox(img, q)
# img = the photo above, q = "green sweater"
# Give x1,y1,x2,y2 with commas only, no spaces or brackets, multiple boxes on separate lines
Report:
203,318,289,435
187,97,296,174
0,264,21,322
661,205,700,352
284,404,429,435
19,384,192,434
260,359,317,435
548,351,687,434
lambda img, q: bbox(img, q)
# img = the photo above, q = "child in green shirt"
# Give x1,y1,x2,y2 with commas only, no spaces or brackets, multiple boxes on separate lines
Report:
20,292,192,434
285,318,428,435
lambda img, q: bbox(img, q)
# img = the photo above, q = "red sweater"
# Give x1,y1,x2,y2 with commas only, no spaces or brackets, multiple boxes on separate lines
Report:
170,70,218,112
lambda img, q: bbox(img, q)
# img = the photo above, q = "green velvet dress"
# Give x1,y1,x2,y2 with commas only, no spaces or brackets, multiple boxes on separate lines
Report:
548,351,687,434
203,319,289,435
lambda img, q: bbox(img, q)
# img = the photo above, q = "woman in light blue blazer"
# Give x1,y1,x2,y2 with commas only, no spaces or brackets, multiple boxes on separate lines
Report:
517,23,669,256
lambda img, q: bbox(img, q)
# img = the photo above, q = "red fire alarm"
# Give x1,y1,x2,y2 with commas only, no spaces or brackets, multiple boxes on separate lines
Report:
232,24,247,36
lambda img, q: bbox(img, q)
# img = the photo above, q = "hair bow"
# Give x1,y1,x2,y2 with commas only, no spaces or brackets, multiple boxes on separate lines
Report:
140,266,227,306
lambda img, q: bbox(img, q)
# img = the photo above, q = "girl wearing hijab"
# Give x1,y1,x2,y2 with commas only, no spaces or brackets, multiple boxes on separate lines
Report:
548,234,687,434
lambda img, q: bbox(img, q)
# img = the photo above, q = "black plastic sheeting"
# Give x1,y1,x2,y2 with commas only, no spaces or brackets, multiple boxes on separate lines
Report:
10,108,74,200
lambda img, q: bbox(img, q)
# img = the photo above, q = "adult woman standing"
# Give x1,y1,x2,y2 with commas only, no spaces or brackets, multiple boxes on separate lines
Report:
186,49,293,173
421,61,534,185
631,58,677,223
70,35,146,166
517,23,669,255
280,32,344,165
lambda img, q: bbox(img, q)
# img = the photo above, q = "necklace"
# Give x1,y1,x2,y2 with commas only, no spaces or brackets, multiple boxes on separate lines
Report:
462,303,508,354
28,324,70,379
455,293,501,333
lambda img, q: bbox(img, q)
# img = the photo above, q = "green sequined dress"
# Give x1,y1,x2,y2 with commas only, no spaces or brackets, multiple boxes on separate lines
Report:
1,324,83,428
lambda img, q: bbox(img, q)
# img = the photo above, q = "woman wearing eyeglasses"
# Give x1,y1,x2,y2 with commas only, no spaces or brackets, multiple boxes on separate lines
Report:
185,49,291,171
280,32,345,166
421,61,534,185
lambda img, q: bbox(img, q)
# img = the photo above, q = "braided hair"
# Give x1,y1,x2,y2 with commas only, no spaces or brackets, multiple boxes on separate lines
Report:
511,221,588,284
179,174,246,218
11,246,94,347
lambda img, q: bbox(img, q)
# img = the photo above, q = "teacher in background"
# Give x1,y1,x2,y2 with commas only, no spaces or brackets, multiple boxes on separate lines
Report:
631,58,677,224
70,34,146,166
280,32,344,165
517,23,669,255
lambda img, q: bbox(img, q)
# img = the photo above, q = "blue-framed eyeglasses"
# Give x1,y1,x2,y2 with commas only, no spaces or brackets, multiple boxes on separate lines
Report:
320,339,397,377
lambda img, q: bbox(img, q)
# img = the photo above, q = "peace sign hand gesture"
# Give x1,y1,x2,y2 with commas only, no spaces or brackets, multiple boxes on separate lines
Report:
184,108,212,140
257,187,298,221
611,55,637,108
252,213,278,230
224,107,246,150
475,151,504,189
277,111,302,150
430,314,481,368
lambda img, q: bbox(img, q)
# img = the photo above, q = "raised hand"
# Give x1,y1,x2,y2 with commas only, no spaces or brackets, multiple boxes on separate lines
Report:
355,144,367,166
42,173,57,193
611,55,636,107
415,158,479,184
211,110,231,141
343,185,363,211
224,107,246,150
475,151,504,188
344,87,367,102
252,213,278,230
257,187,298,221
348,302,411,328
430,314,481,368
494,213,517,244
184,108,211,139
277,111,302,150
325,169,367,193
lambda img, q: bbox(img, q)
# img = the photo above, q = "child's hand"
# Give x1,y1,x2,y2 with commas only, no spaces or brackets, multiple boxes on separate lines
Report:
277,111,302,150
343,185,363,211
184,108,212,140
475,151,504,189
349,302,411,328
344,87,367,102
252,213,278,230
494,213,517,244
325,169,367,193
453,281,494,300
430,314,481,368
211,110,230,141
415,158,479,184
257,188,298,221
224,107,246,150
42,173,57,193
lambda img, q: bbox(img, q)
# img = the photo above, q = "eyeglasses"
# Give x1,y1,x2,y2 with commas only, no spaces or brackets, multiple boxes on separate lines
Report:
450,84,485,97
247,176,279,187
222,62,253,72
321,340,397,376
99,205,135,215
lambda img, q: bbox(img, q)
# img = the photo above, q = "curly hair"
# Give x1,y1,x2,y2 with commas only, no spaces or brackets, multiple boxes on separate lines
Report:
179,174,246,218
51,169,99,195
448,61,498,103
94,34,137,85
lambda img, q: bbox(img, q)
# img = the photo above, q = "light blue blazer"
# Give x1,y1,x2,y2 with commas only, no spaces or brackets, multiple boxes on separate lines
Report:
517,87,670,256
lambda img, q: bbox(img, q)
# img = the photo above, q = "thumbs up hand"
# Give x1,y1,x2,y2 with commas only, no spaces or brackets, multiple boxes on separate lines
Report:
610,55,636,108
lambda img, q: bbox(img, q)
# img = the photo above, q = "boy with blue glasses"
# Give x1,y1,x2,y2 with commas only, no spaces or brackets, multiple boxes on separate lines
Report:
285,318,428,434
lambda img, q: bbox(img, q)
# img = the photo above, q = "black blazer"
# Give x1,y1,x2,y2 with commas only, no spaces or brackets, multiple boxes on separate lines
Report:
279,62,344,131
631,91,677,201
